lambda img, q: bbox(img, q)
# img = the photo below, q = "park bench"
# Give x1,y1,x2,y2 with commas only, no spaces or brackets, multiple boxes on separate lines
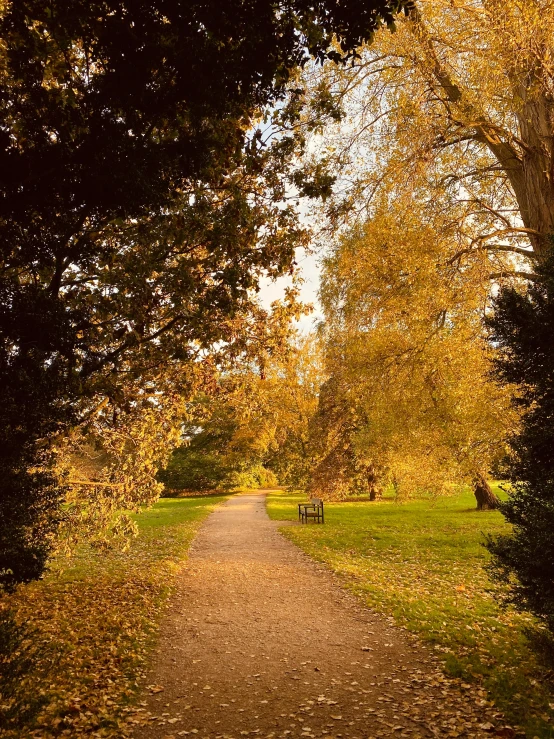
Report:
298,497,324,524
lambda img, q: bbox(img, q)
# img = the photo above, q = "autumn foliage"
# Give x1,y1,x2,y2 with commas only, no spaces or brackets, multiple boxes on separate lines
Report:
3,0,554,726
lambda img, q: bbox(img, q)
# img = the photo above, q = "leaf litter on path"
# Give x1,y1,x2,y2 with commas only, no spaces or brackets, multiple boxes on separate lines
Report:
131,494,517,739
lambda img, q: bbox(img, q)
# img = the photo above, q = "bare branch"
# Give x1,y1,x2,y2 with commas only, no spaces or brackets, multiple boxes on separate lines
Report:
489,271,539,281
448,243,536,266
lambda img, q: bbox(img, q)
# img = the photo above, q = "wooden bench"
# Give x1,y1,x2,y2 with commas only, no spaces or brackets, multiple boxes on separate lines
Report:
298,497,324,524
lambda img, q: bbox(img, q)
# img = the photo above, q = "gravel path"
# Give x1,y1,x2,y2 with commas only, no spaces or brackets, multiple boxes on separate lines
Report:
132,493,511,739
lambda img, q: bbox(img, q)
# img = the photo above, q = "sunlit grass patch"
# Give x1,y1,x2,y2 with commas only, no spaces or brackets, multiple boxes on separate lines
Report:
267,487,554,739
1,495,226,739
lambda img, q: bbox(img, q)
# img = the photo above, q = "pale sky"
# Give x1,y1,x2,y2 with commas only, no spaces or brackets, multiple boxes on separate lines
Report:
257,247,323,334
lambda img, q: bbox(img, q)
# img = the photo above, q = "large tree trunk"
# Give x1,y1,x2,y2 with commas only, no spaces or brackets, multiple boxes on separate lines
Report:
473,473,501,511
515,93,554,256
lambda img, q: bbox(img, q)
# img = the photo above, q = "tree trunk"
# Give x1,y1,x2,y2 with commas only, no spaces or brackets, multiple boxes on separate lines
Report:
473,473,501,511
515,93,554,256
409,4,554,258
367,464,382,501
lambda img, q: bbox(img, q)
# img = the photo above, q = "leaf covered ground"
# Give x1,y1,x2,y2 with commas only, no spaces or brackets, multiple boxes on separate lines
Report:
266,489,554,739
0,495,226,739
131,492,510,739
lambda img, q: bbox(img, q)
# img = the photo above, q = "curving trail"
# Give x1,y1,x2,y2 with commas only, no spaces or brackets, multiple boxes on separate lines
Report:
132,493,505,739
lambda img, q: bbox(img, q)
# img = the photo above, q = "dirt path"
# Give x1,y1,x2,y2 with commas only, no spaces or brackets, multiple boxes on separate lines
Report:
132,493,510,739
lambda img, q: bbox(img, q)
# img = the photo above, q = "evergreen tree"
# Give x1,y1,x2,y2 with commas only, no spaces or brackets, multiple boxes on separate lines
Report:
486,249,554,639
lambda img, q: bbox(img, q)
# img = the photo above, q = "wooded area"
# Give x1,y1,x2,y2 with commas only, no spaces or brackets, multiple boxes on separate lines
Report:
1,1,554,737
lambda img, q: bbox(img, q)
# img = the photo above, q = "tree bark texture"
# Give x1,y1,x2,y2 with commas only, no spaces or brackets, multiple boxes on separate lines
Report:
516,93,554,252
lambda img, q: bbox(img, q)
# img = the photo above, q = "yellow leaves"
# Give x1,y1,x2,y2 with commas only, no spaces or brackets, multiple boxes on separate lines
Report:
275,489,554,737
50,386,192,556
318,194,520,499
301,0,544,312
1,496,222,739
182,333,325,490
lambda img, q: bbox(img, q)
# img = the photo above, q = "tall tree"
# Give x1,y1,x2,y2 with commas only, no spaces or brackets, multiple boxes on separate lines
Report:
486,251,554,646
315,199,516,507
0,0,411,587
271,0,554,506
293,0,554,264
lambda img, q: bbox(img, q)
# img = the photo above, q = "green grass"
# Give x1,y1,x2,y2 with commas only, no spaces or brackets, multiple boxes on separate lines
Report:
267,487,554,739
3,494,227,739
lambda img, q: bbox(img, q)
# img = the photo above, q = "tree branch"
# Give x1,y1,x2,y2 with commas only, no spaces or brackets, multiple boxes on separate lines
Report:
489,271,539,281
407,3,530,228
447,243,536,266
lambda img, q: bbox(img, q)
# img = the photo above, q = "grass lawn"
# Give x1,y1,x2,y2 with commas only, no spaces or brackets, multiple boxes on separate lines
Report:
2,494,226,739
267,487,554,739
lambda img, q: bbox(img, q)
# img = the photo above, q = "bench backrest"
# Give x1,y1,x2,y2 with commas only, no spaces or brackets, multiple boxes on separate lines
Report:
310,497,323,507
